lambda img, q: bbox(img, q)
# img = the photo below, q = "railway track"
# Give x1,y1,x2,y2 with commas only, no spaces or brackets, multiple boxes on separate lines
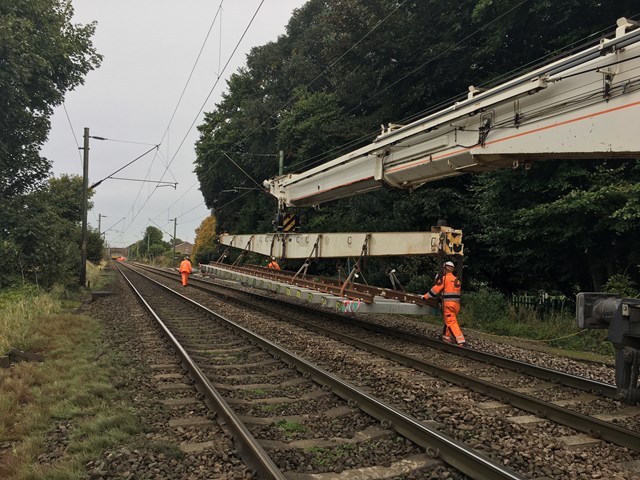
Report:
126,262,640,477
117,262,526,479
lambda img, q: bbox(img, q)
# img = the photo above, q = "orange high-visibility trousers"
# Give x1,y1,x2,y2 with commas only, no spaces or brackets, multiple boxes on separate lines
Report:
442,302,465,344
181,272,189,286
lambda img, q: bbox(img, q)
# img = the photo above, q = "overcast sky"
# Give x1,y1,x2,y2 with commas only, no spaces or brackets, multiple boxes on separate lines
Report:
41,0,307,249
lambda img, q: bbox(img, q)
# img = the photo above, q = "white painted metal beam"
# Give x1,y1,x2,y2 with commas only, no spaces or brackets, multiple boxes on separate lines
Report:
263,21,640,208
219,227,462,259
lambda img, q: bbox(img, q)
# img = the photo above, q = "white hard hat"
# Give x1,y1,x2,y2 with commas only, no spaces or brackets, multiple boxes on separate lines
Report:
444,261,455,268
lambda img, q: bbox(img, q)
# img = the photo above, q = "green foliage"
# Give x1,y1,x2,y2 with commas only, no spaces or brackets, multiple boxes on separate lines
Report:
461,286,511,327
470,161,640,293
0,285,61,355
137,226,170,259
0,175,104,288
602,274,639,298
0,1,101,289
305,444,356,468
0,0,102,198
277,89,346,168
86,228,104,264
276,419,307,436
455,287,613,356
193,0,640,297
0,288,142,479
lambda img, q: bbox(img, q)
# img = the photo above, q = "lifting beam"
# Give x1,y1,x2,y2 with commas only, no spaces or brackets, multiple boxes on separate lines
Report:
218,225,463,260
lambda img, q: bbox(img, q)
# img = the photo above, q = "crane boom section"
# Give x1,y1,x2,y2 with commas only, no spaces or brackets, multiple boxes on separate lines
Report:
264,19,640,208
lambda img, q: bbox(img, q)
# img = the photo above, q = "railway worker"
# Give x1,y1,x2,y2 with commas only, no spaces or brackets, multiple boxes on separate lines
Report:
179,256,192,286
423,261,466,347
267,257,281,270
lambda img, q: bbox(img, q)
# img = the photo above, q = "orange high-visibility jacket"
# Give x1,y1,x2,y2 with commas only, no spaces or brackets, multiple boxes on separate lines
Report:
267,260,280,270
179,259,192,274
425,272,461,311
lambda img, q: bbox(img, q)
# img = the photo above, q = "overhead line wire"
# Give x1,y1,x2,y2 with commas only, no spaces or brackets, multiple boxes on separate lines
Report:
244,0,534,175
101,138,160,146
115,1,223,242
272,0,411,116
341,0,531,120
197,0,409,212
156,1,225,149
89,145,159,190
119,1,265,240
395,14,640,129
62,103,83,168
160,0,266,176
217,0,408,153
203,0,531,194
272,0,563,174
116,1,224,239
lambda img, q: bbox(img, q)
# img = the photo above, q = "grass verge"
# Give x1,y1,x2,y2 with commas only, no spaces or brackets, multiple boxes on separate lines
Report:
419,288,614,362
0,271,139,479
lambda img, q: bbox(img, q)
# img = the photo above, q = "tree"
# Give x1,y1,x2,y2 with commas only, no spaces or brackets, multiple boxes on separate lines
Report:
470,161,640,293
0,0,102,198
0,0,101,289
0,175,103,288
194,0,640,295
193,216,218,264
86,228,104,264
138,226,169,259
277,89,347,169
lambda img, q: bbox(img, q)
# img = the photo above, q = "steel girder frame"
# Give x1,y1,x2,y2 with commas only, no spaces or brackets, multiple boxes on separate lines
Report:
218,227,463,260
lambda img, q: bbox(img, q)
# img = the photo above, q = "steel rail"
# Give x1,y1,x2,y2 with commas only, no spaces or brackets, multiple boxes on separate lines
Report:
209,262,437,307
123,263,524,480
344,316,618,397
226,263,378,303
141,262,616,397
136,265,640,450
138,262,616,396
261,307,640,453
115,263,287,480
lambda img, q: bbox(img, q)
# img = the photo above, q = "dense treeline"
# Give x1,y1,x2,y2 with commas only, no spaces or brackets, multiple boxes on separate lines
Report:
195,0,640,297
0,0,102,288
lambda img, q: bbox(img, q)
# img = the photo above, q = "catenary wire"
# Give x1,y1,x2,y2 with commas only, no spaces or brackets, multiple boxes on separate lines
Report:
193,0,410,211
155,1,225,150
205,0,409,177
114,1,224,242
62,103,83,168
199,0,531,183
117,2,224,234
120,0,266,241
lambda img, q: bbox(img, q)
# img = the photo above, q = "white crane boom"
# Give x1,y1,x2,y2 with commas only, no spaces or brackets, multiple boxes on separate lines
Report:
263,18,640,208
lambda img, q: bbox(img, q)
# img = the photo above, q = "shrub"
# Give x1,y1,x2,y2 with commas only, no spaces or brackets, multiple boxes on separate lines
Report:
602,273,639,298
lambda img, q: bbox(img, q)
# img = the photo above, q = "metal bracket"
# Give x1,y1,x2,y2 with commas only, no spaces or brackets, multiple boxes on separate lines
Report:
339,234,370,298
291,236,321,283
231,236,254,267
617,346,640,404
388,268,405,292
216,246,231,264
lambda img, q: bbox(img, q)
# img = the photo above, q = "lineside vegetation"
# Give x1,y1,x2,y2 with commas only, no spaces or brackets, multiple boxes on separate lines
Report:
0,265,140,480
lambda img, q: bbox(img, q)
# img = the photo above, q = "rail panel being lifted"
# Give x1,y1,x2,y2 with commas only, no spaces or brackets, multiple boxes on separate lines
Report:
219,226,463,259
263,18,640,208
